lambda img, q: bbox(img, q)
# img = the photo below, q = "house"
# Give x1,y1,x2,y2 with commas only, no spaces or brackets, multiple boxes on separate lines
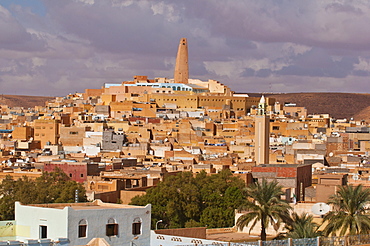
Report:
0,200,151,246
252,163,312,202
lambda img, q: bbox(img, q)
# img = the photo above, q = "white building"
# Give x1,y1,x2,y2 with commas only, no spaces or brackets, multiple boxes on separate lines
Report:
1,200,151,246
0,200,231,246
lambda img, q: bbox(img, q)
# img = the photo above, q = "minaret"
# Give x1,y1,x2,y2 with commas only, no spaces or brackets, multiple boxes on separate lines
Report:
255,95,270,165
257,95,266,116
174,38,189,84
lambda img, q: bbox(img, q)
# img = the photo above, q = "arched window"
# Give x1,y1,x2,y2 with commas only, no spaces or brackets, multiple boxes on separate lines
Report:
132,217,142,235
78,219,87,238
106,218,118,236
89,181,95,190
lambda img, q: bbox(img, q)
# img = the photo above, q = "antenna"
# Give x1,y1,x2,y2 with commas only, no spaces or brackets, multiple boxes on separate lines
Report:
311,202,330,216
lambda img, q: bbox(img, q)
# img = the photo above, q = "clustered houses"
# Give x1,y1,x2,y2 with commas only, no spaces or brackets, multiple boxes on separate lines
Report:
1,75,370,205
1,38,370,209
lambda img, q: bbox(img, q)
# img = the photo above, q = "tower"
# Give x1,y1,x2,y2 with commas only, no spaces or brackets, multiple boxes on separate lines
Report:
174,38,189,84
257,95,266,116
255,96,270,165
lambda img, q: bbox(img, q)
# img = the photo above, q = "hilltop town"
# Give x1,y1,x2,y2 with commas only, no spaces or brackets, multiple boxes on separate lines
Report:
0,38,370,245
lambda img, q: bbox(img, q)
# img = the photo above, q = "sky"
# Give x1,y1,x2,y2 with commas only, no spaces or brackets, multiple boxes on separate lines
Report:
1,0,370,96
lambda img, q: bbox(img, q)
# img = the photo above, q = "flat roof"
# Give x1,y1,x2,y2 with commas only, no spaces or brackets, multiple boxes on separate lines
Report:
26,200,144,210
256,163,311,167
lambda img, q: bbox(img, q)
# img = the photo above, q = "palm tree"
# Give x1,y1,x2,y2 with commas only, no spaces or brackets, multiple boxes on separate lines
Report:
236,179,292,241
282,212,321,239
323,184,370,236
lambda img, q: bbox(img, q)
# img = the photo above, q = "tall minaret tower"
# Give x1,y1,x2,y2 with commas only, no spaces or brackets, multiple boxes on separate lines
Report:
255,95,270,165
174,38,189,84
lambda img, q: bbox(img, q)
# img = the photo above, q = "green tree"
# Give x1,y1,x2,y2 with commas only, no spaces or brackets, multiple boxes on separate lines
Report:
0,176,17,220
130,169,246,229
322,185,370,236
35,168,86,203
0,168,87,220
281,212,321,239
236,179,292,241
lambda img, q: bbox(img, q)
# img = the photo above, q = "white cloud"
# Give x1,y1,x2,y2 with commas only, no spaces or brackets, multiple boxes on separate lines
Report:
151,2,180,22
74,0,95,5
282,43,312,56
331,56,343,62
204,60,246,78
354,57,370,72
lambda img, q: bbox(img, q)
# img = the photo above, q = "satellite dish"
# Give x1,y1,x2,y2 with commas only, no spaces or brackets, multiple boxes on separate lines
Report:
353,174,359,181
329,152,334,157
312,202,330,215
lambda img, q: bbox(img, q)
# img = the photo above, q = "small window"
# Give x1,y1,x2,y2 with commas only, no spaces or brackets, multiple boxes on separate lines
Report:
69,173,72,178
106,218,118,236
40,225,47,239
80,174,84,178
78,219,87,238
132,217,142,235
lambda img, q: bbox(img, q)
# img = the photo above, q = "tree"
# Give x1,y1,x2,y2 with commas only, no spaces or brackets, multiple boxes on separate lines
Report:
0,168,87,220
34,168,86,204
130,170,246,229
0,176,17,220
322,185,370,236
236,179,292,241
281,212,321,239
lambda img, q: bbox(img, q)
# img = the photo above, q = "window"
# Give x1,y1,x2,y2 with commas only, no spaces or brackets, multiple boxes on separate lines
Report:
40,225,47,239
70,131,78,135
78,219,87,238
98,185,108,190
132,217,142,235
106,218,118,236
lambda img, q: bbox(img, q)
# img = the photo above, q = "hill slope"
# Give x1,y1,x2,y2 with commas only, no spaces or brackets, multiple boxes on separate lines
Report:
253,93,370,121
0,95,53,108
0,93,369,122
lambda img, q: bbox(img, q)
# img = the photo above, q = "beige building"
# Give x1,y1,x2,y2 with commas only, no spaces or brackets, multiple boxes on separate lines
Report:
254,96,270,165
33,119,60,147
